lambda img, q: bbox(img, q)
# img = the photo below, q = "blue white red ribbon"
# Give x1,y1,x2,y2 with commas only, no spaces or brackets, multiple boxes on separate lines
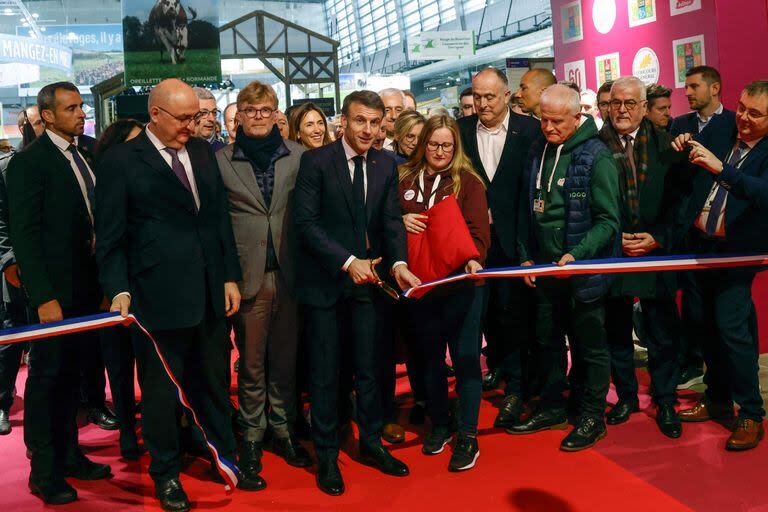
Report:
0,311,240,492
403,253,768,299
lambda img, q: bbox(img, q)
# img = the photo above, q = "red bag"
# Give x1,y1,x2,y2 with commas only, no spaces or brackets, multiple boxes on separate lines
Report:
407,194,480,283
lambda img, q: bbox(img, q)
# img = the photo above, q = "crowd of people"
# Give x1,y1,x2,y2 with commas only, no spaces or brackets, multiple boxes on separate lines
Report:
0,62,767,511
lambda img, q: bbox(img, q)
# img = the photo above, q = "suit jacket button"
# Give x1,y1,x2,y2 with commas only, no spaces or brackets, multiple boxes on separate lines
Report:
260,240,266,247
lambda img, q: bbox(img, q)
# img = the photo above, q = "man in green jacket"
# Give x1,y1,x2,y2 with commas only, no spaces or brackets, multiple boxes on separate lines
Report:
510,84,620,452
599,76,688,438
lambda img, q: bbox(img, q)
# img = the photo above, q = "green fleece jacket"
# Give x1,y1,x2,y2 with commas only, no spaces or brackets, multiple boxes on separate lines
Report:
530,117,620,263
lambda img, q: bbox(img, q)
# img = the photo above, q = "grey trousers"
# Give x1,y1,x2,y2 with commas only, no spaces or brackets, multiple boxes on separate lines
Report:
234,270,299,442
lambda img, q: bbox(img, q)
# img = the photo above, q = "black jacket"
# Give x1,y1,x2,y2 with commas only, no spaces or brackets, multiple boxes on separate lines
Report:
6,132,101,310
670,108,735,136
95,130,241,330
457,110,541,262
293,139,407,307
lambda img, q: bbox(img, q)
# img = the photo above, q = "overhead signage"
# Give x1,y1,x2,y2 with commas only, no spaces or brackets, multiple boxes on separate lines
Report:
408,31,475,60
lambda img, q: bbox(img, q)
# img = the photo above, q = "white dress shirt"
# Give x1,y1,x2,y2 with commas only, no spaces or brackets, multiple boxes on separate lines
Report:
695,137,762,237
339,137,406,272
47,129,96,220
476,109,510,182
382,137,395,152
145,126,201,209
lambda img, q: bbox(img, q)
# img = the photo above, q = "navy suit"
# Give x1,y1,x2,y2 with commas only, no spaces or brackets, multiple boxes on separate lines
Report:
680,113,768,420
293,139,406,460
669,108,736,137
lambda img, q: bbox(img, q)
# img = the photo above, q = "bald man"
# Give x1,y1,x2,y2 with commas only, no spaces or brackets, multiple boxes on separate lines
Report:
96,79,262,511
457,67,541,427
514,68,557,119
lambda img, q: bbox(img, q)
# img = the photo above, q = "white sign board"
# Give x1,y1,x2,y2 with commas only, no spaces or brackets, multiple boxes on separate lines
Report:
408,31,475,60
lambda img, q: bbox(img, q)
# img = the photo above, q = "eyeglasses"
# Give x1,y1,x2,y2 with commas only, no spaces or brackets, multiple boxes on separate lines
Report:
156,105,202,125
736,104,768,121
199,108,221,118
609,99,644,112
239,107,276,119
426,141,454,152
404,133,419,142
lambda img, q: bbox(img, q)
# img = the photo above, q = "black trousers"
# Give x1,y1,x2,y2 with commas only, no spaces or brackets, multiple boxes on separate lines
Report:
306,292,381,461
25,306,98,483
79,337,108,409
679,271,705,371
606,294,681,406
98,326,138,431
133,312,235,482
0,294,29,412
534,278,609,418
483,229,535,397
375,295,398,423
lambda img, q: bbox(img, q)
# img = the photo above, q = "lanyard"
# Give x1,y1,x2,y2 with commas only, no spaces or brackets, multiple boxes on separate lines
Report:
535,143,564,193
416,171,442,209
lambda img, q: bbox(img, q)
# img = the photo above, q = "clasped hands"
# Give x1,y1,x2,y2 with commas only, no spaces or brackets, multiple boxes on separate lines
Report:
622,232,659,256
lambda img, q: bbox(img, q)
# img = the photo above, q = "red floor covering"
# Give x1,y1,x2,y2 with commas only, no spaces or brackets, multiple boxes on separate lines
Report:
1,363,767,511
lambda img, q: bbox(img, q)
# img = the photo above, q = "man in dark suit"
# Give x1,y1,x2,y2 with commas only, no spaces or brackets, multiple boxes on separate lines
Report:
96,79,263,512
672,80,768,451
457,67,541,427
293,90,420,496
7,82,111,505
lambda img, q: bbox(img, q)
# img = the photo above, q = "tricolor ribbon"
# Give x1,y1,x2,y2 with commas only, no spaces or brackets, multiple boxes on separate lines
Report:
0,311,239,492
403,253,768,299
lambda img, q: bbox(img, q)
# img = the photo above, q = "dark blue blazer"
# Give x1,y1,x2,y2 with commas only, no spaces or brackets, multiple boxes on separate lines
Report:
293,139,407,307
682,113,768,251
670,108,735,136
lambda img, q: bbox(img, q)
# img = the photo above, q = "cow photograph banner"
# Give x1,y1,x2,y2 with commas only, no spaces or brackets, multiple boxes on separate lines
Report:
121,0,221,86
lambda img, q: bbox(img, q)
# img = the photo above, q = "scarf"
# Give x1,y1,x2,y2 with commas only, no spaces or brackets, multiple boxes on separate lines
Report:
599,118,651,230
235,124,283,171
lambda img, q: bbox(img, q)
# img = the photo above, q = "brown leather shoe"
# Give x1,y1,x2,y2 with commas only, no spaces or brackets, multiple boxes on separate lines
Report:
678,401,734,423
726,418,764,451
382,423,405,444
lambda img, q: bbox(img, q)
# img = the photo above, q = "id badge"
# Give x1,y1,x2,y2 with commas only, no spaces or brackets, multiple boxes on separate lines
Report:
533,198,545,213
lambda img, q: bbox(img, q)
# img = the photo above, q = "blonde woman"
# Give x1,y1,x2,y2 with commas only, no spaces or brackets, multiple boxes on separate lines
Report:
399,114,489,472
288,102,332,148
392,110,426,159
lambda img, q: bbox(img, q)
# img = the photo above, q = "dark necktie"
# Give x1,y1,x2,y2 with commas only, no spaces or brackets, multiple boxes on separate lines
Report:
623,134,637,183
351,155,367,254
163,147,195,198
67,144,95,210
705,140,749,235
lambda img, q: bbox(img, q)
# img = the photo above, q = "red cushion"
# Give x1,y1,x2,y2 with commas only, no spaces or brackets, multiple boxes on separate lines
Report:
407,194,480,283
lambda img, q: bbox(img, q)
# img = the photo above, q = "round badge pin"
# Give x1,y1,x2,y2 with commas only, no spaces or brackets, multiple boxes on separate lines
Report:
404,189,416,201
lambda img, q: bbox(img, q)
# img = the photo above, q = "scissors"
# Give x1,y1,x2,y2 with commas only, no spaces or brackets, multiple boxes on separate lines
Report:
370,260,401,301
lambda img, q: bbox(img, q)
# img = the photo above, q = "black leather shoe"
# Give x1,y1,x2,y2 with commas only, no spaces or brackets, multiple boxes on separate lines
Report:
238,441,264,475
317,459,344,496
482,368,502,391
273,435,312,467
64,454,112,480
560,416,607,451
155,478,190,512
494,394,523,429
507,408,568,435
0,410,10,435
29,477,77,505
359,443,409,476
656,404,682,439
606,400,639,425
87,405,120,431
236,465,267,491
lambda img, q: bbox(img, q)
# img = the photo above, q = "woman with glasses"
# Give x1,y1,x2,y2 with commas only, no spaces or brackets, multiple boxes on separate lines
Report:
399,114,489,471
288,102,332,149
392,110,426,159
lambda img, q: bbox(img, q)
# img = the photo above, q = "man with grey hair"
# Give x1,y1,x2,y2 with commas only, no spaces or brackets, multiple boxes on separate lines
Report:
511,84,620,453
193,86,226,151
599,75,688,438
378,88,405,151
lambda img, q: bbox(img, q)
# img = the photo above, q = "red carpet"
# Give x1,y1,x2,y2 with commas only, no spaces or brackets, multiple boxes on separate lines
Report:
1,361,766,511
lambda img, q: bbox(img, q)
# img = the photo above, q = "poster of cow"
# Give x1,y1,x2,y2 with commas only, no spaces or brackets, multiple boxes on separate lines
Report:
121,0,221,86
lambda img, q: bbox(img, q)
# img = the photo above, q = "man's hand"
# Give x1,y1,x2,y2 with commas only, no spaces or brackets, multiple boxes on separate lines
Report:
403,213,428,234
465,259,483,274
348,257,380,284
3,264,20,288
521,260,536,288
671,132,694,152
557,253,575,266
687,140,724,174
393,264,422,291
38,299,63,323
623,232,660,256
224,282,241,317
111,294,131,317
